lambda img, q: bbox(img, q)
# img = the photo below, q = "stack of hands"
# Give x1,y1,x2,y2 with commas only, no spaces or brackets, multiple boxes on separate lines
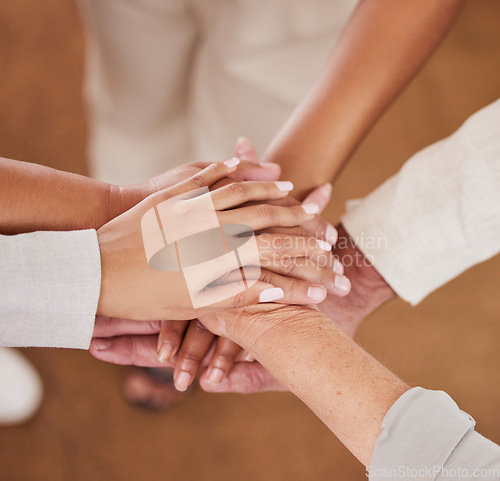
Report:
90,140,357,393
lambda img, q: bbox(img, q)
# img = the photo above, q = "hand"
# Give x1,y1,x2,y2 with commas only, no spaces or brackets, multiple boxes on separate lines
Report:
97,160,336,321
90,182,346,390
114,157,283,220
91,140,352,390
90,316,253,392
197,224,397,394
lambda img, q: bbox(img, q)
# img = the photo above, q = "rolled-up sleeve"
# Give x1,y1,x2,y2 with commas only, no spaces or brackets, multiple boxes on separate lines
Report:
341,99,500,305
368,387,500,480
0,229,101,349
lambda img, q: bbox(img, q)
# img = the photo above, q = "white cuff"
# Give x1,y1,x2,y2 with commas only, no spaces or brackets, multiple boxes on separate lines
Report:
368,387,500,480
0,230,101,349
342,100,500,304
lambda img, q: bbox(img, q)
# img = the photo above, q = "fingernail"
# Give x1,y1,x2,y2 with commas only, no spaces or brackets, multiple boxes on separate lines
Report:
207,367,225,385
323,182,333,193
275,181,294,192
244,352,255,362
326,225,338,245
224,157,240,168
302,203,319,215
174,371,192,392
316,238,332,251
158,341,174,363
259,287,285,303
235,136,252,155
333,258,344,275
93,339,111,351
307,286,327,302
334,275,351,293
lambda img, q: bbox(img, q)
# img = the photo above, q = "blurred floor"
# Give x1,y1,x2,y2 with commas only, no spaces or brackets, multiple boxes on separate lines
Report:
0,1,499,480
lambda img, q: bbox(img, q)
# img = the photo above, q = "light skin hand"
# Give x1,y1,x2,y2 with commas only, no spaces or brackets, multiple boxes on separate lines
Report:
198,222,396,394
91,179,350,391
97,161,335,321
197,304,409,466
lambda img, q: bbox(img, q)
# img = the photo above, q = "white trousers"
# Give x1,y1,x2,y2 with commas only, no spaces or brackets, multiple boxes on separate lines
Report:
78,0,357,184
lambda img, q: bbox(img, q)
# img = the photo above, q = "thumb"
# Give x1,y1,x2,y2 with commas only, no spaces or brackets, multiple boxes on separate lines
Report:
235,136,259,163
303,183,332,213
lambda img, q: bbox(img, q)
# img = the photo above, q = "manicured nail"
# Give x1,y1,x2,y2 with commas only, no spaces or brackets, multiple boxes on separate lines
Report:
316,238,332,251
244,352,255,362
326,225,338,245
275,181,294,192
307,286,327,302
323,182,333,193
224,157,240,168
174,371,192,392
158,341,174,363
93,339,111,351
333,258,344,275
235,137,252,155
259,287,285,303
334,275,351,293
302,203,319,215
207,367,225,385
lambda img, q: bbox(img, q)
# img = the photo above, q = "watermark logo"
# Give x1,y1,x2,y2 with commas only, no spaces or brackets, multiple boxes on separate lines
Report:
141,187,260,309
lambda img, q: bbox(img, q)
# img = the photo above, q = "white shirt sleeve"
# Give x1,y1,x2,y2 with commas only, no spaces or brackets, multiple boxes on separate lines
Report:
0,229,101,349
368,387,500,481
341,99,500,305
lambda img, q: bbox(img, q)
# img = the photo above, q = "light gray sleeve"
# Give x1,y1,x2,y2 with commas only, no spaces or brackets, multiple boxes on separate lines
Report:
0,230,101,349
341,99,500,305
368,387,500,481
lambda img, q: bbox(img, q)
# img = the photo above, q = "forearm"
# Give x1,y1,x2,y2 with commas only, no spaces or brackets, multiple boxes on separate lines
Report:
232,306,408,465
0,157,141,234
263,0,463,199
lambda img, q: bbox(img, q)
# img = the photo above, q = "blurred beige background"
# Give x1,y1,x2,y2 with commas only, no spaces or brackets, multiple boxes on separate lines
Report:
0,1,499,480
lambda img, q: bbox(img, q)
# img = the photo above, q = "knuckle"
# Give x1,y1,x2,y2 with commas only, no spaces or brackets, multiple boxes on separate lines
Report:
232,290,248,309
227,181,247,200
280,256,296,275
190,319,210,335
213,351,236,367
189,173,206,189
148,321,162,333
180,350,203,364
259,269,274,285
257,204,274,224
242,369,266,394
271,234,287,254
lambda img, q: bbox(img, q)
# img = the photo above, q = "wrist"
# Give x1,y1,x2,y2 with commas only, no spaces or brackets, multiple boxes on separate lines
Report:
107,183,148,223
319,224,396,336
227,305,325,358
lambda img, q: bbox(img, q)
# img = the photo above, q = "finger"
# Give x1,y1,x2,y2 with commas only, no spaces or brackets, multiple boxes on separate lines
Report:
200,361,286,394
90,336,174,368
191,159,281,182
173,319,216,392
93,316,161,338
218,202,322,232
256,233,333,264
216,253,347,296
256,268,329,304
166,159,241,198
199,280,285,313
210,181,294,210
235,136,259,163
229,162,281,181
205,338,242,386
303,183,332,213
157,320,189,363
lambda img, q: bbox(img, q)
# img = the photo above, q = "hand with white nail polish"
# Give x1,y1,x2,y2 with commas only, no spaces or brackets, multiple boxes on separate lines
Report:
97,160,335,322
